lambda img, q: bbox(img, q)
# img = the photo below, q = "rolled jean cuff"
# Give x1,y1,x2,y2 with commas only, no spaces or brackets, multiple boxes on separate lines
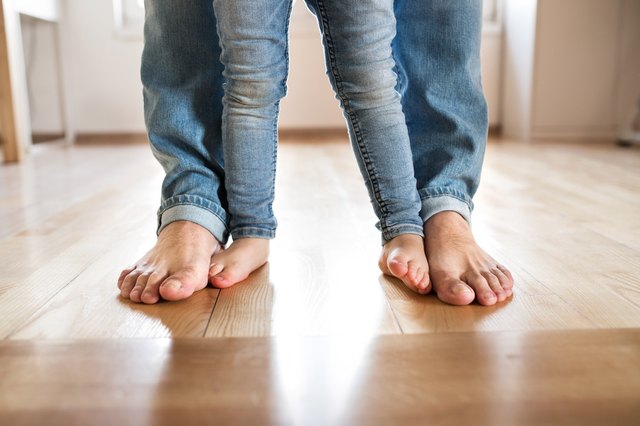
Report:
231,227,276,240
381,223,424,245
157,196,229,244
419,188,473,225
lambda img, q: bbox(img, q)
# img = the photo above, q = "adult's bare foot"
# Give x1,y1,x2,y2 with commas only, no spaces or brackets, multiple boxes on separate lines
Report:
425,211,514,306
209,237,269,288
379,234,431,294
117,221,221,304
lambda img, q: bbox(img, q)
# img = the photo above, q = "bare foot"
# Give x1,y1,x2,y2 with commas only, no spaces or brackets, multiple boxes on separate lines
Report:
425,211,514,306
208,237,269,288
117,221,221,304
379,234,431,294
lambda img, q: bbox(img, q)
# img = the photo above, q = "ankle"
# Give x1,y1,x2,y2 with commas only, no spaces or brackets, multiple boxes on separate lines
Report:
384,233,423,248
426,211,468,231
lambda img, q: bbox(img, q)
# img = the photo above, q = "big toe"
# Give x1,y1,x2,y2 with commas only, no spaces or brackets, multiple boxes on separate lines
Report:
210,266,249,289
159,271,205,301
433,276,476,306
386,253,410,279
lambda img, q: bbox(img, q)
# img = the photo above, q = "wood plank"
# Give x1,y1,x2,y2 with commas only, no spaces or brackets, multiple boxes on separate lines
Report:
1,150,217,338
206,139,401,337
382,140,640,332
2,139,640,338
0,329,638,425
0,143,161,239
6,235,219,339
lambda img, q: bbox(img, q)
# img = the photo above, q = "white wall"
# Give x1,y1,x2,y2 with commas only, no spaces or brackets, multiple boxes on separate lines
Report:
533,0,621,136
501,0,538,140
21,16,64,134
281,1,504,129
16,0,59,21
28,0,502,135
502,0,640,141
278,1,344,129
60,0,145,134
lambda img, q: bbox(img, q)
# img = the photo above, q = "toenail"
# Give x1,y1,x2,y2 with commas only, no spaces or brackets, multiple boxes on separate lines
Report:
454,284,473,295
163,282,181,291
485,292,497,300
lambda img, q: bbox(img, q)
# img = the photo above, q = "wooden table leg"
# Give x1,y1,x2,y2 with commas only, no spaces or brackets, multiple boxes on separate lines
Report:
0,0,31,163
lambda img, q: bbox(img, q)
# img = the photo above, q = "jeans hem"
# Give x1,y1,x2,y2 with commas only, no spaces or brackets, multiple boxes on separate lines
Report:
419,188,473,225
231,227,276,240
381,223,424,245
157,195,229,244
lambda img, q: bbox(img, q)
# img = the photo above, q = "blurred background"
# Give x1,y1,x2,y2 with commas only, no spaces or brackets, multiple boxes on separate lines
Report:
1,0,639,160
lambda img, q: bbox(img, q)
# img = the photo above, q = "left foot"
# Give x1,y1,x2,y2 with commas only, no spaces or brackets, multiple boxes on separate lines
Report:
208,238,270,288
425,211,514,306
379,234,431,294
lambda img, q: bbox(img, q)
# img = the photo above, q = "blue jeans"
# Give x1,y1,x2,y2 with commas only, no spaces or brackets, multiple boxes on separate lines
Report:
142,0,486,245
212,0,423,243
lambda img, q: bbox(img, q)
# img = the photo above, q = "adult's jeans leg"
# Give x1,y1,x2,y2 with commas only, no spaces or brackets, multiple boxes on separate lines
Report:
393,0,488,224
142,0,229,243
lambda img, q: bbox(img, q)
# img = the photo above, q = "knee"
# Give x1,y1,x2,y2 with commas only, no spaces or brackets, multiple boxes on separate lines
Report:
339,69,400,112
223,77,286,109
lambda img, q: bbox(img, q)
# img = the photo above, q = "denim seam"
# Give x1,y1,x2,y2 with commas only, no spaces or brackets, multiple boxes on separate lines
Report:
314,0,389,228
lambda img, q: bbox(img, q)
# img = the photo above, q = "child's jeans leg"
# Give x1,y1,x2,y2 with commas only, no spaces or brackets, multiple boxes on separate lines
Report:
304,0,424,244
142,0,229,244
212,0,293,240
393,0,488,224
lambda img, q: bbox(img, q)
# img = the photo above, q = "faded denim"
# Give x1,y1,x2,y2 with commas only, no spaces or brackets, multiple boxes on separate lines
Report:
142,0,487,245
212,0,423,242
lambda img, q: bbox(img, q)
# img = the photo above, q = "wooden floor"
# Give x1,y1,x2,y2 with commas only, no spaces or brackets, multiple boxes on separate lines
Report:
1,136,639,424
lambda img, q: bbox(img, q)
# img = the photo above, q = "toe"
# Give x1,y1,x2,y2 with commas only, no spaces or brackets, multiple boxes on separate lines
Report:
158,278,184,301
159,269,205,301
140,273,164,304
433,275,475,305
482,271,506,302
496,264,514,287
492,268,513,298
211,268,248,289
208,263,224,281
466,274,497,306
415,270,432,295
406,262,419,284
497,266,515,294
129,273,150,303
387,254,409,280
117,267,135,290
120,270,141,299
410,264,425,289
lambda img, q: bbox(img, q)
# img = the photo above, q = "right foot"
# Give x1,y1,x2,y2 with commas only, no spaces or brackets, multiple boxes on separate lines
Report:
117,221,221,304
209,238,270,288
378,234,431,294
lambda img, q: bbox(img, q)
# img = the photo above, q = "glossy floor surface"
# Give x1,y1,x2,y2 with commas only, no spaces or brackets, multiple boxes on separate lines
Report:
1,136,639,425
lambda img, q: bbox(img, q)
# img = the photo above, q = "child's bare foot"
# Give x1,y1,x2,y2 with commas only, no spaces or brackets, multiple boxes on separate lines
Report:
209,238,270,288
379,234,431,294
425,211,514,306
117,221,221,304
